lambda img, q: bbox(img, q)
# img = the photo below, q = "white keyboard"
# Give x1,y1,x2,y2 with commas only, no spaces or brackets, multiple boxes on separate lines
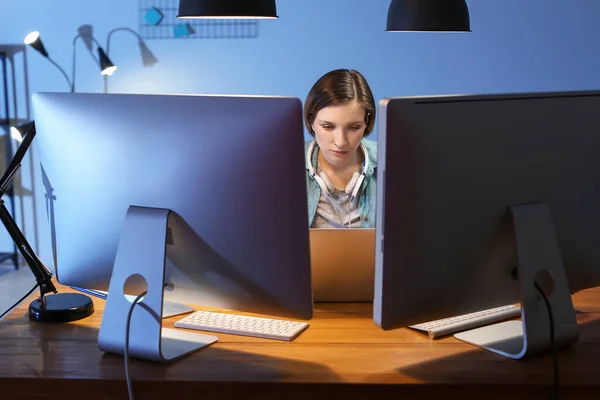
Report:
174,310,309,341
410,304,521,339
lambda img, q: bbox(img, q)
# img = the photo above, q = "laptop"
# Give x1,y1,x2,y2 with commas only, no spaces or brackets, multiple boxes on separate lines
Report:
309,228,376,302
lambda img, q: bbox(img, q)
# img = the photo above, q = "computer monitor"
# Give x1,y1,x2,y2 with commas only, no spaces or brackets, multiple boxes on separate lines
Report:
32,92,313,322
374,90,600,359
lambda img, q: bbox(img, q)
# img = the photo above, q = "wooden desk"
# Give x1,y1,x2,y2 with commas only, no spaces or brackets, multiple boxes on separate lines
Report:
1,284,599,400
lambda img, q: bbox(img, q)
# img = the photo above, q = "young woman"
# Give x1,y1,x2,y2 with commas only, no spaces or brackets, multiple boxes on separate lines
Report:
304,69,377,228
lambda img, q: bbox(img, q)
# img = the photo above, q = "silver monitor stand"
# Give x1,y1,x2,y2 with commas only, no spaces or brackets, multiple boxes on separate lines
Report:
454,203,578,359
98,206,218,363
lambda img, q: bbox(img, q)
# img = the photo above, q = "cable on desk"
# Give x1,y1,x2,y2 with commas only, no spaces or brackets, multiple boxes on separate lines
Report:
125,290,147,400
534,282,559,400
0,284,38,321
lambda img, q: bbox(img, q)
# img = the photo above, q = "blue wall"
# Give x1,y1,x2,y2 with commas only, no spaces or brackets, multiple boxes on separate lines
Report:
2,0,600,124
1,0,600,265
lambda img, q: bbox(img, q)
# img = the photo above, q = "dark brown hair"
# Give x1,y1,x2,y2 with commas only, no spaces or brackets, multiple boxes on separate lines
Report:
304,69,376,137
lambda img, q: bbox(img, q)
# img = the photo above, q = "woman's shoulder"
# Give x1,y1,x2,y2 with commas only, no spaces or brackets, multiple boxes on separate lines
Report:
361,138,377,153
304,139,313,152
361,139,378,168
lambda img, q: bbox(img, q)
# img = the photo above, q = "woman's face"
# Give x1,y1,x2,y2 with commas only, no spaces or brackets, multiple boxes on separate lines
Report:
312,100,367,168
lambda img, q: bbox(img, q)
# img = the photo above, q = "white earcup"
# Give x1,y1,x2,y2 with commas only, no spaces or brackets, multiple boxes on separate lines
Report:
344,172,360,195
312,173,329,195
350,174,365,199
317,171,336,194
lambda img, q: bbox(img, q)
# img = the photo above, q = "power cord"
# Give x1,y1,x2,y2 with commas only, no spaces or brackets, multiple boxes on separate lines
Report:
0,284,39,321
125,290,147,400
534,282,559,400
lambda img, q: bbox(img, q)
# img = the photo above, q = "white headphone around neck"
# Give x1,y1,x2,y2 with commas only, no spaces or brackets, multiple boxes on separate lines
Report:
306,140,369,199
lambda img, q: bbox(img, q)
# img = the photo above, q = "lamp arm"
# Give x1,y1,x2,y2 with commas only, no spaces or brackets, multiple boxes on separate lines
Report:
0,200,57,301
0,122,57,302
106,27,143,56
105,28,142,93
45,57,72,91
71,34,101,93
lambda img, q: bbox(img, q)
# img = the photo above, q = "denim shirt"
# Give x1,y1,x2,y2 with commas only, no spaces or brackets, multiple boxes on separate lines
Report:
305,139,378,228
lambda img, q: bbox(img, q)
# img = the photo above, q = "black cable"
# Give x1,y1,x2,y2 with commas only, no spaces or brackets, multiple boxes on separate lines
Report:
125,290,148,400
0,284,39,320
534,282,559,400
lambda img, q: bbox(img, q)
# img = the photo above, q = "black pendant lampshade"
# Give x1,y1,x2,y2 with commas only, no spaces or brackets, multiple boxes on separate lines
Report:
386,0,471,32
177,0,278,19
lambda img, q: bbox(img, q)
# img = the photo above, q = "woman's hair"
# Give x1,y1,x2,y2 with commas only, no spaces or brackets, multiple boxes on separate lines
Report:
304,69,376,137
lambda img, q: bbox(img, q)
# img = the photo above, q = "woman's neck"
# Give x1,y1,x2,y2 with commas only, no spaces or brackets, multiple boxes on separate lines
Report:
317,147,363,190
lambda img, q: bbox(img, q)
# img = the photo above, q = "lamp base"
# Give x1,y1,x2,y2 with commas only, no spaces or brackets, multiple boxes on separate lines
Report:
29,292,94,322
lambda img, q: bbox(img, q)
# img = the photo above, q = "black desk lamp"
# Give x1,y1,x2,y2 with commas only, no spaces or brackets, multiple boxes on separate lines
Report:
0,122,94,322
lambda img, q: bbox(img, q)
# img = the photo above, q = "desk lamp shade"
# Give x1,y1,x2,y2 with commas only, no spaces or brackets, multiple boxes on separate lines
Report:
386,0,471,32
177,0,278,19
10,126,25,142
24,31,49,57
98,48,117,76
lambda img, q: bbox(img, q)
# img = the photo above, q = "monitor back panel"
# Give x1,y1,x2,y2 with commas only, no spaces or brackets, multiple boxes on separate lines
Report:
32,92,313,319
375,90,600,329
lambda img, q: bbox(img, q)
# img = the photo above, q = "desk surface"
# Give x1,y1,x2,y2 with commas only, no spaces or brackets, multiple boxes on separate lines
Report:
1,283,600,400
